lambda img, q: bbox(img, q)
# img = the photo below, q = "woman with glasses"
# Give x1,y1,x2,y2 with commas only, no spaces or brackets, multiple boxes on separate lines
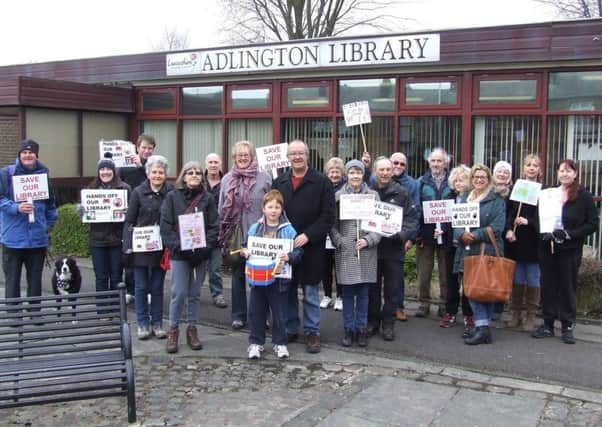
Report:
161,161,219,353
453,164,506,345
219,141,272,330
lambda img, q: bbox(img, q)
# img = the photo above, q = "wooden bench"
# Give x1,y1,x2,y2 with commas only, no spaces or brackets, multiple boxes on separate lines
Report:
0,284,136,423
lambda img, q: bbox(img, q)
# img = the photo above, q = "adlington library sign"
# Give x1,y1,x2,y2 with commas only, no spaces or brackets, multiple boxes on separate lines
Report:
166,34,440,76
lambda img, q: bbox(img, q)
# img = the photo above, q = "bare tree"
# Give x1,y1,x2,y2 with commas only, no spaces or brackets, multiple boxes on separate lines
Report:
536,0,602,18
219,0,406,44
152,26,190,51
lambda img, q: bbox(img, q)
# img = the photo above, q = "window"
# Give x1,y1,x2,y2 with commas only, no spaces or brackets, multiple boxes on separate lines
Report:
405,81,458,106
227,119,273,167
478,79,537,104
338,117,394,164
140,90,176,114
182,120,223,165
282,118,333,171
548,71,602,112
181,86,223,115
338,79,395,112
141,120,177,173
284,83,330,110
229,87,271,111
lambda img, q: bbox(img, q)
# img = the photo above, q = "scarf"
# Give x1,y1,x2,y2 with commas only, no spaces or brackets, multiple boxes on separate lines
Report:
219,159,259,242
467,188,489,204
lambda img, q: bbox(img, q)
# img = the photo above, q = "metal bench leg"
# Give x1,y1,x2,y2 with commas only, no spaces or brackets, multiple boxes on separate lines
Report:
126,359,136,423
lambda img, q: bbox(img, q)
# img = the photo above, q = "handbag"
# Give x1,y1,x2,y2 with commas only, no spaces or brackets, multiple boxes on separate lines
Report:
463,227,515,303
221,222,243,267
160,248,171,271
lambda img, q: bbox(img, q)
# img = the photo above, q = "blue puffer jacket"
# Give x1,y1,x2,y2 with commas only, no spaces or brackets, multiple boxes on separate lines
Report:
0,159,58,248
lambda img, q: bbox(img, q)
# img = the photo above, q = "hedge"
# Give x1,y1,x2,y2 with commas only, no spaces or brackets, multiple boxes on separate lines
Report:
50,204,89,257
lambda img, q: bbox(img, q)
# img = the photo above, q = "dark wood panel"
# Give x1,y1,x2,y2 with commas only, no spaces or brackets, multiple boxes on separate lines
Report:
0,78,18,105
443,37,550,54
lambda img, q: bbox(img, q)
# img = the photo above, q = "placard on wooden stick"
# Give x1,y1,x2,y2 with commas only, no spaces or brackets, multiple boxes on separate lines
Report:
342,101,371,153
256,143,290,178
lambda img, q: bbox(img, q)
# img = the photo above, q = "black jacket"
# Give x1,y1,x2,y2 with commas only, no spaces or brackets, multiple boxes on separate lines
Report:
160,187,219,261
119,165,147,190
88,181,131,247
505,196,539,263
272,167,335,285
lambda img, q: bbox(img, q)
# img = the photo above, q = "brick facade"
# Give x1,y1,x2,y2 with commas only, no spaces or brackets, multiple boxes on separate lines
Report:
0,114,20,167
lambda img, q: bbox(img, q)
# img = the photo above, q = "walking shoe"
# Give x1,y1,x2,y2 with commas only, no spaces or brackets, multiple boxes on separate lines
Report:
287,333,299,343
532,324,555,339
341,329,354,347
462,316,475,339
232,320,245,330
186,325,203,350
440,313,457,328
320,296,333,309
125,293,135,305
561,326,576,344
464,326,492,345
306,333,321,353
395,309,408,322
166,328,179,353
333,298,343,311
247,344,264,359
382,324,394,341
274,344,290,359
356,329,368,347
213,294,228,308
415,305,430,318
152,323,167,339
366,322,380,336
137,325,150,340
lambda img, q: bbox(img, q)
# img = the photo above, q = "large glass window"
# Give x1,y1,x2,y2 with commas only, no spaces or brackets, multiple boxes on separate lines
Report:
405,81,457,106
478,80,537,103
141,120,177,174
338,117,394,165
182,86,223,115
285,85,330,109
338,79,395,112
549,71,602,111
227,119,273,167
141,91,175,113
399,116,461,178
230,88,270,110
282,118,333,171
182,120,223,165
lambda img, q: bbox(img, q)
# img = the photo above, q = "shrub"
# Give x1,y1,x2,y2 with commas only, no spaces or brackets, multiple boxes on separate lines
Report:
577,256,602,317
50,204,89,257
404,246,417,283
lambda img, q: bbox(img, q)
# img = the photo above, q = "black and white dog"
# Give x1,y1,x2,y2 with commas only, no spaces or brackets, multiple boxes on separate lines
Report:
51,257,82,316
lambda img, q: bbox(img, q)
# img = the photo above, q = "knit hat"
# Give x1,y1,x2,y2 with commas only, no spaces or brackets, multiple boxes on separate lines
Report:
97,152,116,172
18,139,39,157
493,160,512,177
345,159,365,175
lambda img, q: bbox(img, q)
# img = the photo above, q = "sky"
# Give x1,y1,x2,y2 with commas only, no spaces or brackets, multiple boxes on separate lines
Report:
0,0,564,66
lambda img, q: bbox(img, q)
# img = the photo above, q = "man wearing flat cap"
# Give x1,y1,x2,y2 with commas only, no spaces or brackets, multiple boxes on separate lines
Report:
0,139,58,301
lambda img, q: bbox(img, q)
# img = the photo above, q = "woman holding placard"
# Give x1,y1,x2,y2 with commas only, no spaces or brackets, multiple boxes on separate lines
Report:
161,161,219,353
331,160,381,347
504,154,543,331
453,164,506,345
125,155,173,340
532,159,598,344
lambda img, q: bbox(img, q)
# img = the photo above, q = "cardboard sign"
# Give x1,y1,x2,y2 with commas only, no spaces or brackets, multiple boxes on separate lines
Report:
178,212,206,250
538,188,564,233
510,179,542,206
256,143,290,177
132,225,163,253
361,201,403,237
422,200,454,224
339,194,376,220
81,189,128,223
99,140,138,168
247,236,294,279
451,203,480,228
12,173,49,202
342,101,372,127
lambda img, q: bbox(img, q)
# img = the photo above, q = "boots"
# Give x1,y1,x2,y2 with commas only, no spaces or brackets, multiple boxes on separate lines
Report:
464,326,492,345
166,328,179,353
382,319,394,341
341,329,354,347
507,283,526,328
186,325,203,350
523,287,540,332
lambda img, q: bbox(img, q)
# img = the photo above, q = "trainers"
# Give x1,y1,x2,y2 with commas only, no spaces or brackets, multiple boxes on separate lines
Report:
415,305,430,318
395,309,408,322
532,324,555,339
232,320,245,330
213,294,228,308
247,344,264,359
462,316,475,339
440,313,457,328
561,326,576,344
320,296,333,309
274,344,289,359
333,298,343,311
137,325,150,340
125,294,135,305
152,323,167,339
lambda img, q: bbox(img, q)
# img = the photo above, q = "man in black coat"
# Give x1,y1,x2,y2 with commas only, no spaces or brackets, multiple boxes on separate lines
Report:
272,140,335,353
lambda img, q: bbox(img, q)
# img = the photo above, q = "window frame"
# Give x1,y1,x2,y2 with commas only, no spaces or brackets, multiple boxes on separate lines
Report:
137,88,178,117
473,73,543,110
227,84,273,114
281,81,333,113
399,76,462,111
180,84,225,118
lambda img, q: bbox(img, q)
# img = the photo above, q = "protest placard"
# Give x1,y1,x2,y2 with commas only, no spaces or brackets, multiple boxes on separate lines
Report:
510,179,542,206
342,101,372,127
361,200,403,237
339,194,376,220
132,225,163,253
12,173,49,202
538,187,563,233
178,212,206,250
81,189,128,223
247,236,294,279
256,143,290,178
422,199,454,244
451,203,480,228
98,140,138,168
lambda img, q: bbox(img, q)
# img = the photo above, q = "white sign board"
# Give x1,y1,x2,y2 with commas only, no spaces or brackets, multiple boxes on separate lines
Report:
339,194,376,220
256,143,290,177
12,173,49,202
510,179,542,206
247,236,294,279
132,225,163,253
361,201,403,237
81,189,128,223
178,212,206,251
422,200,454,224
451,203,480,228
342,101,372,127
538,188,564,233
99,140,138,168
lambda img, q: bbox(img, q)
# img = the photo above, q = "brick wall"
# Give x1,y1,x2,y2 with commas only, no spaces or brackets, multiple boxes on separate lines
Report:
0,115,20,167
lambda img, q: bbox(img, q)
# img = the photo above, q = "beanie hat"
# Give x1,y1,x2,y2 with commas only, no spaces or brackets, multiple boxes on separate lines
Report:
345,159,365,175
97,152,116,172
493,160,512,177
18,139,39,156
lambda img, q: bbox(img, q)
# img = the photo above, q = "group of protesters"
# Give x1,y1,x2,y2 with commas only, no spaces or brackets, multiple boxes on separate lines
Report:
0,135,597,361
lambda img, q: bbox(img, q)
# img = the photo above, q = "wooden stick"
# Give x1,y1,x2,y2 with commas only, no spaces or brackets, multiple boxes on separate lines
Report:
272,259,281,276
512,202,523,234
359,123,368,154
436,222,443,245
229,249,242,255
465,226,471,251
356,220,361,260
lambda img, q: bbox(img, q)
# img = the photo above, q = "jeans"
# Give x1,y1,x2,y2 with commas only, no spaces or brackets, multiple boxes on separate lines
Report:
286,282,320,335
369,259,400,326
134,266,166,327
206,247,223,298
249,282,287,346
231,260,247,322
469,299,494,327
89,245,123,293
168,259,206,330
341,284,369,331
3,247,46,307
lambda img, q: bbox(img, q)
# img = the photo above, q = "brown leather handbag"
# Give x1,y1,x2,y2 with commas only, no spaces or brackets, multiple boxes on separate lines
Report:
463,227,516,303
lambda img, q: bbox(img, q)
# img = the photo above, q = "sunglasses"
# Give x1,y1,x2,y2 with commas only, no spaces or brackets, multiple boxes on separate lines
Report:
186,171,202,176
392,161,406,166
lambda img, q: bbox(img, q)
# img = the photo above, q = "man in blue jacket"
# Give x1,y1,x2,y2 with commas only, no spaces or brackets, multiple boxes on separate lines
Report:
0,140,58,300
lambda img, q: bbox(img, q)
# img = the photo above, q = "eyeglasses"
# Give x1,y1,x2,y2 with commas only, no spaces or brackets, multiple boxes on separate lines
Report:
235,153,251,159
186,171,202,176
392,161,406,166
473,175,488,181
288,151,306,157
